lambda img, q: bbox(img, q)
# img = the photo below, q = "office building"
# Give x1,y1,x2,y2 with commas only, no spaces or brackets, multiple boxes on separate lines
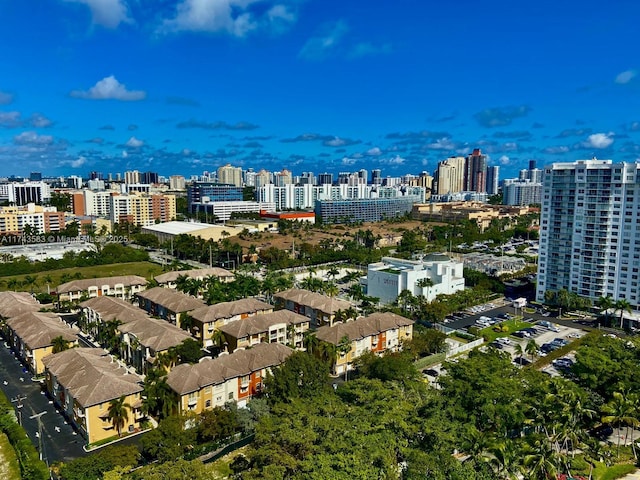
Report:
536,160,640,316
0,181,51,206
187,182,244,205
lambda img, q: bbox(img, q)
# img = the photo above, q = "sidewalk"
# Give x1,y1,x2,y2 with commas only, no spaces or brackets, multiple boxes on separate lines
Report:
621,470,640,479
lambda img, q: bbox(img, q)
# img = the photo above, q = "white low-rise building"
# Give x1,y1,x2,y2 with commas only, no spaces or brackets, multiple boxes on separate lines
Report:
365,254,465,304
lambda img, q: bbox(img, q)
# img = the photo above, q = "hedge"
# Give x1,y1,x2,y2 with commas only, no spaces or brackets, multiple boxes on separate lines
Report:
0,391,49,480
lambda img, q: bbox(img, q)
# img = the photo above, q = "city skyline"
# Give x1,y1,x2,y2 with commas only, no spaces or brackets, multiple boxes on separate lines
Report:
1,0,639,179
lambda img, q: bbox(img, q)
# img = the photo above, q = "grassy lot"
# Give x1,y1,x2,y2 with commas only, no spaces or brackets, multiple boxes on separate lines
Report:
0,262,163,293
592,462,637,480
0,432,21,480
476,319,533,343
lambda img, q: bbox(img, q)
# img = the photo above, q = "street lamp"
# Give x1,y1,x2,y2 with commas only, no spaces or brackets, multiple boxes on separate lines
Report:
11,395,26,426
29,411,47,463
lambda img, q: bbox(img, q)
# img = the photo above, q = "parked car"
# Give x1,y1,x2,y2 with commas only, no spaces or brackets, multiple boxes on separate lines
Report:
423,369,439,377
590,424,614,441
513,330,530,338
513,356,532,366
553,338,569,346
496,337,511,346
489,341,504,350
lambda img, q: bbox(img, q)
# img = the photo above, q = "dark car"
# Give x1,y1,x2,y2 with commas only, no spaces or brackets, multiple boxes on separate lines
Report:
553,337,569,346
513,331,528,339
424,369,439,377
523,327,539,335
590,424,614,441
513,356,532,366
489,341,504,350
540,343,558,354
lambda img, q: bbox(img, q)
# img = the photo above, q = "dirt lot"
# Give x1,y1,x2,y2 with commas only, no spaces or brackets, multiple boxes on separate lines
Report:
232,219,429,252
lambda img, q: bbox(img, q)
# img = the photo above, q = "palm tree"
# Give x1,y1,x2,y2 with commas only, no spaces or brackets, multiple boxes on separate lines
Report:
107,395,131,437
303,332,319,355
416,278,434,301
513,343,524,361
326,266,340,282
525,339,539,363
614,298,632,329
596,295,614,327
522,437,558,480
601,391,638,458
336,335,352,380
51,335,71,354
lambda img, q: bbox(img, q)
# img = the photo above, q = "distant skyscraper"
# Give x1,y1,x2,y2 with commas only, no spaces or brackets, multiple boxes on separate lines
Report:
274,169,293,187
465,148,487,192
528,159,537,171
89,171,103,180
141,171,159,184
536,159,640,316
371,169,382,185
358,169,368,184
169,175,186,190
338,172,350,185
435,156,466,194
318,173,333,185
29,172,42,181
124,170,140,184
217,164,243,187
486,166,500,195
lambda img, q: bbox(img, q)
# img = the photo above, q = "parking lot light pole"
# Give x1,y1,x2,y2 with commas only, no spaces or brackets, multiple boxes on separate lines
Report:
11,395,26,426
29,411,47,463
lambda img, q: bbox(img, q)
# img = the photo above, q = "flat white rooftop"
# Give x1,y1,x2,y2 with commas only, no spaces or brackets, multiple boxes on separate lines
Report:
142,221,222,235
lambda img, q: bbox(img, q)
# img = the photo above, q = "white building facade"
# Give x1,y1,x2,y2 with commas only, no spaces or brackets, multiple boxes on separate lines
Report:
536,159,640,311
366,255,465,305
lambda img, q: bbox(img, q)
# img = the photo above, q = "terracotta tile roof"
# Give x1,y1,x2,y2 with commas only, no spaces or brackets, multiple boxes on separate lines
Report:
273,288,352,314
189,298,273,323
0,292,40,318
80,296,148,324
118,317,193,352
167,343,293,395
155,268,234,284
219,310,308,338
315,312,414,345
136,287,205,313
57,275,147,294
6,312,78,350
42,348,143,408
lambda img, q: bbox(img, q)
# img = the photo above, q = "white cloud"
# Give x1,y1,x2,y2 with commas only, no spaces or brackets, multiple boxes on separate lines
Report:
0,91,13,105
584,132,614,149
341,156,356,165
64,0,131,28
71,156,87,168
299,20,349,60
366,147,382,156
125,136,144,148
0,111,22,128
427,137,457,150
499,155,510,165
13,131,54,146
381,155,405,165
324,137,347,147
30,113,53,128
70,75,146,101
615,70,637,85
267,4,296,23
161,0,262,36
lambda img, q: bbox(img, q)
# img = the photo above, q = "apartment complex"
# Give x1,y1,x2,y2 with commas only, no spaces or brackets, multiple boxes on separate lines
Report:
42,348,144,444
57,275,147,302
315,312,414,376
154,267,235,288
109,192,176,227
273,289,352,327
0,203,65,234
0,181,51,205
536,160,640,314
365,255,465,304
167,342,293,413
315,195,421,224
135,287,205,328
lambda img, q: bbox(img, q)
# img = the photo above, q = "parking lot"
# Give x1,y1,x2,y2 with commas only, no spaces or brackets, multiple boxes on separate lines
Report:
0,340,87,464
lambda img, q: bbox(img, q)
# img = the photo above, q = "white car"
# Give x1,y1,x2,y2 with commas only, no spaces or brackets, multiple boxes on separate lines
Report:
496,337,511,345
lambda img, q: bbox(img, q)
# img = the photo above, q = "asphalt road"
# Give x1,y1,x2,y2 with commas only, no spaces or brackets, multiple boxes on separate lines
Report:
0,339,87,465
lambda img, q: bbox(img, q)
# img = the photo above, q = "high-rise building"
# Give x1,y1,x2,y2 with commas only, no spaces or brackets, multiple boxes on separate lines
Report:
465,148,487,192
371,169,382,185
502,179,541,206
169,175,186,191
217,164,243,187
318,173,333,185
29,172,42,181
435,157,466,194
110,192,176,227
486,166,500,195
274,169,293,187
0,182,51,206
536,159,640,315
141,171,159,184
124,170,140,184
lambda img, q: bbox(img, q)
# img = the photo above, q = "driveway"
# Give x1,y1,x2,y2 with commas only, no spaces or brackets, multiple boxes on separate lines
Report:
0,340,87,464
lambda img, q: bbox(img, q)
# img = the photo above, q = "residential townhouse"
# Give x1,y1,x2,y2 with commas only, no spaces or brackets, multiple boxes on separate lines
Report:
315,312,414,376
188,298,273,347
273,288,353,327
135,287,205,328
0,291,41,319
57,275,147,303
42,348,144,445
154,267,235,288
80,296,192,374
218,310,310,352
167,342,293,413
4,311,79,375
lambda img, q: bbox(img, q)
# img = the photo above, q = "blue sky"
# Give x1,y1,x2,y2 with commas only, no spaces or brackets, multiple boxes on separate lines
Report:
0,0,639,181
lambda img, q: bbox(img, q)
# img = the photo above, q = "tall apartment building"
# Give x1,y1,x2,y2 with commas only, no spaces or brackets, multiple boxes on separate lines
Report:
0,204,65,234
318,173,333,185
486,166,500,195
217,164,243,187
109,192,176,227
465,148,488,193
124,170,140,184
536,159,640,311
502,179,542,206
274,169,293,186
0,182,51,206
435,157,466,194
169,175,186,191
315,195,420,224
